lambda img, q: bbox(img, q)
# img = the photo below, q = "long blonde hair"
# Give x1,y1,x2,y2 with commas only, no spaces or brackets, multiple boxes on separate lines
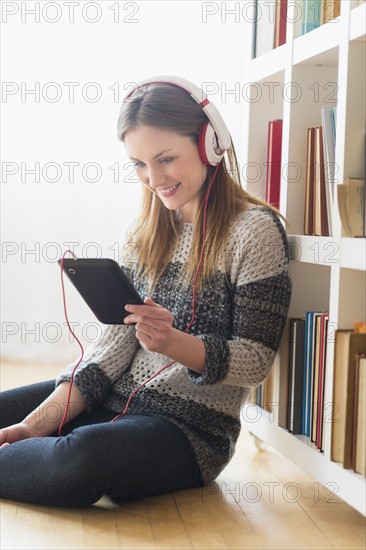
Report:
117,82,288,292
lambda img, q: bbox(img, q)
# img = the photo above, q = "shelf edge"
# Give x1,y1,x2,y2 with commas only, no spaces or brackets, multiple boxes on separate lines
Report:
241,405,366,516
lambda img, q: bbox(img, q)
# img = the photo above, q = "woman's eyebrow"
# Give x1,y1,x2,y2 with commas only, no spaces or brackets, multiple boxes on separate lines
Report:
129,148,174,161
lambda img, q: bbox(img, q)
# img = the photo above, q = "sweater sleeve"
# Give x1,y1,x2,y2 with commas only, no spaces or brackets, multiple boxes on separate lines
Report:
55,219,140,411
188,208,292,388
55,323,139,411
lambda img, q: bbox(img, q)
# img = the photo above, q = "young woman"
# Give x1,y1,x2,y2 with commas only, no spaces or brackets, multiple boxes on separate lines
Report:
0,76,292,508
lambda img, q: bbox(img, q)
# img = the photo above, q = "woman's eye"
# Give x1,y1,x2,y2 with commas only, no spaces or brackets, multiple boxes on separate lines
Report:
160,157,173,165
132,158,173,168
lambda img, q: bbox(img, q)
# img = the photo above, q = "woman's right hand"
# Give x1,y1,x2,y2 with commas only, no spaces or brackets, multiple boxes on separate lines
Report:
0,382,87,449
0,422,35,448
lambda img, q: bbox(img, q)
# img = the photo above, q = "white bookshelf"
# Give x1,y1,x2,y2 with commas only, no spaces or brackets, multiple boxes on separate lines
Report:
240,0,366,516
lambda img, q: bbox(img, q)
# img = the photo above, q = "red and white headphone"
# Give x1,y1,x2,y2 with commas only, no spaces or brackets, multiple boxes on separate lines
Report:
123,75,232,166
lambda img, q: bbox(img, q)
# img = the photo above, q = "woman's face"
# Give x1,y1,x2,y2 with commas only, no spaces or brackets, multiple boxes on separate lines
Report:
124,124,208,223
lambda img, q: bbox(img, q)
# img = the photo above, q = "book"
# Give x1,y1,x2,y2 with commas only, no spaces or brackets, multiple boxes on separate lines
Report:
322,0,341,23
347,178,365,237
331,331,366,466
256,382,264,408
331,106,337,146
337,178,365,237
354,322,366,333
320,314,330,452
302,311,322,436
274,0,287,47
304,128,316,235
263,365,275,413
278,318,291,428
287,318,305,434
255,364,275,413
344,334,366,469
311,314,323,442
302,0,321,34
316,312,329,451
337,184,353,236
265,120,283,209
363,121,366,236
314,126,329,236
252,0,276,58
304,126,329,235
331,330,351,461
321,105,337,236
353,353,366,476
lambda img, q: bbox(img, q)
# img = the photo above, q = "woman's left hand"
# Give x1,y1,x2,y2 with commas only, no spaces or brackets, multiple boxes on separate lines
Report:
124,297,175,353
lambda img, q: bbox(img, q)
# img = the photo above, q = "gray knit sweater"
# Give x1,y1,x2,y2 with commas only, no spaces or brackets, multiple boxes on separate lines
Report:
56,205,292,485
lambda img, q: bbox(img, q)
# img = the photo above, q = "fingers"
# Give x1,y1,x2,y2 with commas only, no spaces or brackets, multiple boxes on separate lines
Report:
134,321,159,339
0,429,10,447
143,297,163,307
124,302,173,326
124,298,174,353
125,303,166,321
135,323,171,352
125,314,170,330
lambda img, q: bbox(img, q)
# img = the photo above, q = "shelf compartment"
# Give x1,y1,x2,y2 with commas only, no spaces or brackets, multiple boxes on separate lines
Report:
241,404,366,516
350,2,366,41
245,71,285,201
340,238,366,270
293,19,341,66
287,261,330,318
250,43,289,83
338,267,366,328
288,235,341,266
285,64,338,235
341,40,366,184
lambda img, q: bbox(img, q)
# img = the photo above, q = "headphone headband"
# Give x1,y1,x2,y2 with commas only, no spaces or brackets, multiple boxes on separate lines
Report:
124,76,207,104
122,75,231,165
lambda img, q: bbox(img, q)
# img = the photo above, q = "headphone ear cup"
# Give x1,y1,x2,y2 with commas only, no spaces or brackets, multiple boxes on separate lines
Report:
198,120,225,166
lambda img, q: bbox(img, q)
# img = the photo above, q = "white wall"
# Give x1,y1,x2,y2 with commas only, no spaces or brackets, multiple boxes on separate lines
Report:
1,0,249,365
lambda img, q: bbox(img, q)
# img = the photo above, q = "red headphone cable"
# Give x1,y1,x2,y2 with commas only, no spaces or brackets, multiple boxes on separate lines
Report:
58,251,85,437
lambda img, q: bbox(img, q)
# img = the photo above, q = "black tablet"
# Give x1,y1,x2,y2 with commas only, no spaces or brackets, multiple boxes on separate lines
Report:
58,258,144,324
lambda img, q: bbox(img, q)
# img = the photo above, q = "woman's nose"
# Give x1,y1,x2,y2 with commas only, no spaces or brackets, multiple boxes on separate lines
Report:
145,165,165,189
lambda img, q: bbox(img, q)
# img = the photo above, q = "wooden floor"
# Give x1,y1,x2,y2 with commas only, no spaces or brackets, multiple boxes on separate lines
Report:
1,359,365,550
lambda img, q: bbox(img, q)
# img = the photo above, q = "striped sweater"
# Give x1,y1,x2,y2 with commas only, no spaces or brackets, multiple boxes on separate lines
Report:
56,205,292,485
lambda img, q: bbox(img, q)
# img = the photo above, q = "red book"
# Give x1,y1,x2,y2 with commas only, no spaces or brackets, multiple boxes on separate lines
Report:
316,312,329,449
275,0,288,47
265,119,283,209
279,0,287,45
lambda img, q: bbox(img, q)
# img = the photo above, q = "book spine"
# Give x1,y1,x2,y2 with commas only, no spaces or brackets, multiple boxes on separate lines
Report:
278,0,287,46
311,315,322,442
363,120,366,236
315,313,328,449
318,126,329,236
302,0,321,34
323,0,341,23
304,127,315,235
321,106,335,236
307,312,317,438
287,318,305,433
265,120,282,209
302,312,311,435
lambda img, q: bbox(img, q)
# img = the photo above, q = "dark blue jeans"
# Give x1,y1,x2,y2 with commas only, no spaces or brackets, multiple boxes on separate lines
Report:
0,380,203,508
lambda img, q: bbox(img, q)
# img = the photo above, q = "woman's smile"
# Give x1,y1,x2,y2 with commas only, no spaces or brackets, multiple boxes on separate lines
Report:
156,182,181,197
